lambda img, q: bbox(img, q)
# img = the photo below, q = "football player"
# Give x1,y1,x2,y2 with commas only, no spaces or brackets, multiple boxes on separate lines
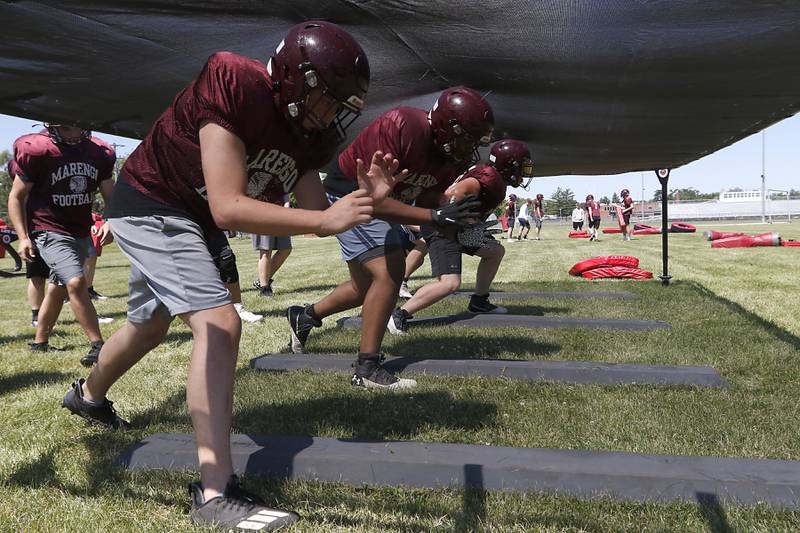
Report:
8,124,115,365
61,21,401,532
286,86,493,390
388,139,533,332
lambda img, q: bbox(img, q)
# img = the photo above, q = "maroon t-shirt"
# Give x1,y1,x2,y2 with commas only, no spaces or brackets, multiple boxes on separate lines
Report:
13,131,115,237
587,199,601,218
533,198,544,217
622,196,634,213
444,164,506,219
335,107,465,205
116,52,338,233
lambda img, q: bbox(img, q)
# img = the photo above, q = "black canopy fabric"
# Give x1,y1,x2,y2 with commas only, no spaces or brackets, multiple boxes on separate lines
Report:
2,1,799,176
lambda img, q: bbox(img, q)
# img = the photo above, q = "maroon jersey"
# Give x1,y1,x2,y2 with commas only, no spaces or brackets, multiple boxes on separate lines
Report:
336,107,465,204
13,131,115,237
533,198,544,217
622,196,634,213
118,52,338,232
586,199,601,218
444,164,506,219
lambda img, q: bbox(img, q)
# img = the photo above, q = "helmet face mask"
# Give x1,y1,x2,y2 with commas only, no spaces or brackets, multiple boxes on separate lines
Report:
621,188,630,198
45,123,90,146
269,21,369,142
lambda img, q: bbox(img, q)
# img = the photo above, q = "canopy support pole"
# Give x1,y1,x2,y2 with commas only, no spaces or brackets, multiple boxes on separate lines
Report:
655,169,672,286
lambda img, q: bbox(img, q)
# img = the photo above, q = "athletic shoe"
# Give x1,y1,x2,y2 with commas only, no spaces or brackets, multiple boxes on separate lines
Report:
351,356,416,390
398,281,413,299
62,378,130,430
286,305,320,354
235,303,264,323
88,286,108,300
387,308,410,335
97,316,114,324
80,341,104,366
29,341,66,352
506,238,515,243
468,294,507,314
589,234,595,241
31,319,38,328
252,280,261,290
189,475,298,531
260,281,274,298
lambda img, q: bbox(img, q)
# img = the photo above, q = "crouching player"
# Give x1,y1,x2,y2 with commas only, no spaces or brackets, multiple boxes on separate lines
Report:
388,140,533,333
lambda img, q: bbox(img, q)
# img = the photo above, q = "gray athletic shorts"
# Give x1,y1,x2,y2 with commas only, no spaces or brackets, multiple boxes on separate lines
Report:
326,193,404,262
532,216,543,229
252,234,292,251
33,231,89,286
109,216,231,323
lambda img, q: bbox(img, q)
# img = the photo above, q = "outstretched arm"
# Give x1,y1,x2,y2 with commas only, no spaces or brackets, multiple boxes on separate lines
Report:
7,176,36,261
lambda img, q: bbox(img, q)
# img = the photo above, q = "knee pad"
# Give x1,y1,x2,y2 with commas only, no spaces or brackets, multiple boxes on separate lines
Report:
214,246,239,283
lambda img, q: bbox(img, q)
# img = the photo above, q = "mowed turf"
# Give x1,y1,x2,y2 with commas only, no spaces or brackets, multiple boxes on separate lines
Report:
0,220,798,532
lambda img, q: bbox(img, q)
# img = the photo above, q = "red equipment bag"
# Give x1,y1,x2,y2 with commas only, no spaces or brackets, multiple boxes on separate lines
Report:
569,255,639,276
704,230,746,241
670,222,696,233
711,232,781,248
582,266,653,279
569,230,589,238
602,228,622,234
633,227,662,235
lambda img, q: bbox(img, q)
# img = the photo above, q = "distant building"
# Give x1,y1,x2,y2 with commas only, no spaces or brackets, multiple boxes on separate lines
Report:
719,190,761,202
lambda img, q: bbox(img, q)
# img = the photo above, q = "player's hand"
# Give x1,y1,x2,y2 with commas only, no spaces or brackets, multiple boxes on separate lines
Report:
96,221,113,246
456,219,504,247
17,238,36,262
431,195,482,227
317,189,373,237
356,151,407,206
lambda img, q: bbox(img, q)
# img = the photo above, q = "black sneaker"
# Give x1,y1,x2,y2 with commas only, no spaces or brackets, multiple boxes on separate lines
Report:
29,341,66,352
260,284,273,298
387,308,410,335
88,286,108,300
286,305,320,354
80,341,103,367
467,294,508,314
351,355,416,390
62,378,130,430
252,280,262,290
189,475,299,531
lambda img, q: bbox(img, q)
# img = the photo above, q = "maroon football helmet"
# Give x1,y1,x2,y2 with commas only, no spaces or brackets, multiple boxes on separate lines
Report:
268,21,370,141
488,139,533,188
44,124,91,146
621,188,630,197
429,86,494,164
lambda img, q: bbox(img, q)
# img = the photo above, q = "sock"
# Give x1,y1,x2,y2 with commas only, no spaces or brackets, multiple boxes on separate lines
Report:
82,396,104,407
32,309,39,321
306,305,320,322
91,340,103,349
357,352,381,364
89,285,95,292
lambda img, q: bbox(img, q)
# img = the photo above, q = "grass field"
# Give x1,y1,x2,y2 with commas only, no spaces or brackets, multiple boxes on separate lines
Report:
0,220,798,532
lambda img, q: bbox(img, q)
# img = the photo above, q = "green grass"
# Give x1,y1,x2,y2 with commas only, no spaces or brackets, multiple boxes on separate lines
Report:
1,220,799,531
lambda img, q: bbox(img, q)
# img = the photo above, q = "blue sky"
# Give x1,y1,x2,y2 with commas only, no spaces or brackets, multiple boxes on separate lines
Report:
1,111,797,202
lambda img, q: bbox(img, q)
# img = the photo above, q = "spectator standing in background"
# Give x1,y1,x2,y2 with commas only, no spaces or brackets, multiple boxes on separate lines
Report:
571,202,585,231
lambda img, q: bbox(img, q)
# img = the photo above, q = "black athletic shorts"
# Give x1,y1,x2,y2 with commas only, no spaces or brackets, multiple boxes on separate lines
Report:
25,253,50,279
623,213,631,226
589,217,601,229
573,221,584,230
427,234,480,277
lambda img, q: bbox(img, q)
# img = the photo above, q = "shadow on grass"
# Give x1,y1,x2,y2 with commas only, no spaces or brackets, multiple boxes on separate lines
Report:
696,492,733,533
688,281,800,351
0,370,71,398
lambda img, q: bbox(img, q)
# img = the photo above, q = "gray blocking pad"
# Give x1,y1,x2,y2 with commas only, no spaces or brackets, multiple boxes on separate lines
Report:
448,291,637,299
338,314,670,331
250,354,727,387
117,432,800,507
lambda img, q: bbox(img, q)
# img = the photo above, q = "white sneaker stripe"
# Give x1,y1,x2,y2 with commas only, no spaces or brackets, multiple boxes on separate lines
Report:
236,519,268,530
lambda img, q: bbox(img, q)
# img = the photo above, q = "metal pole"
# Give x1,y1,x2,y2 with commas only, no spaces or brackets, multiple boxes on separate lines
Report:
640,172,645,219
655,169,672,286
761,131,766,223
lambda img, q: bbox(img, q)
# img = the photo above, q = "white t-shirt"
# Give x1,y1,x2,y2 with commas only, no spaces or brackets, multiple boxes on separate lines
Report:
571,207,584,222
518,203,529,219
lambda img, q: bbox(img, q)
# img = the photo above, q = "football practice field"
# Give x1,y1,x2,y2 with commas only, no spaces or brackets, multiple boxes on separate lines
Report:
1,220,798,532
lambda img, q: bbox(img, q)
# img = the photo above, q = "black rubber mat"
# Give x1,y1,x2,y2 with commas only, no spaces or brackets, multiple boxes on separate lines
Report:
448,291,636,299
338,314,670,331
117,432,800,506
250,354,726,387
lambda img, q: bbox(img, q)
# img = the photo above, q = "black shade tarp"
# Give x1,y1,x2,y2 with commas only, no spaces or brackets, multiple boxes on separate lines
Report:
2,1,799,175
